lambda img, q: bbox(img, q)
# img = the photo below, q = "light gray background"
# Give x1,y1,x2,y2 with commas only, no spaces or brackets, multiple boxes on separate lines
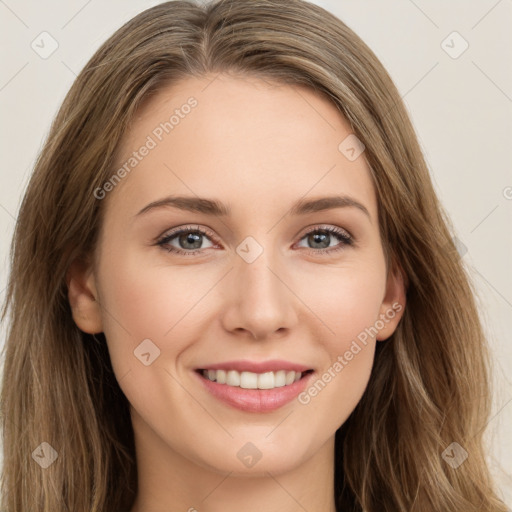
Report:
0,0,511,506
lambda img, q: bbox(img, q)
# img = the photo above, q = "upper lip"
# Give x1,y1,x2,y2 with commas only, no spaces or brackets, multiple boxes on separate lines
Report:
197,359,313,373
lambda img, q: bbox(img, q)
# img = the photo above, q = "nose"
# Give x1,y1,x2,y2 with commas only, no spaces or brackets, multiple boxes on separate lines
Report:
220,246,298,341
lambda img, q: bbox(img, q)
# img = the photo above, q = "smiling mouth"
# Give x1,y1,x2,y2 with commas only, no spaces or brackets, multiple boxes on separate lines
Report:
196,368,314,390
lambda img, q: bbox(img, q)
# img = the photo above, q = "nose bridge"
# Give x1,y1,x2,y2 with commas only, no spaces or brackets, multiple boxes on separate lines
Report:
223,235,297,338
236,238,286,306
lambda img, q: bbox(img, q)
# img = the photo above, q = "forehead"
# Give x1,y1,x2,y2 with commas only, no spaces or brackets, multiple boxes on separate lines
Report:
107,73,377,222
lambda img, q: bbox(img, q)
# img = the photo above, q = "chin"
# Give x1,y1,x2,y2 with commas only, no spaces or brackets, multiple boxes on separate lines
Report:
188,435,313,477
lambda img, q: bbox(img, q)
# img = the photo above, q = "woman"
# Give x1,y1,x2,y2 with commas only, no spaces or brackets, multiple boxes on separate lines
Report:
0,0,508,510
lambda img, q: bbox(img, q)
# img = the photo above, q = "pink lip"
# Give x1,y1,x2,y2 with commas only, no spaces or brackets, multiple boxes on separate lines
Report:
194,368,315,413
197,359,312,373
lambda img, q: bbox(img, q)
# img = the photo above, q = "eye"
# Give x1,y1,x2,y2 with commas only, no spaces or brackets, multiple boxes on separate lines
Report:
156,224,354,257
156,225,217,256
295,225,354,256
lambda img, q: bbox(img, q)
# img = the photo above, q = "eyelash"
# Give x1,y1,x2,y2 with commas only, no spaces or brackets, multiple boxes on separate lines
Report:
156,224,354,257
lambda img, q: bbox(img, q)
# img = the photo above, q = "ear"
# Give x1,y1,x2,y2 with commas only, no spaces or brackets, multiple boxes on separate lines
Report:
66,255,103,334
376,262,407,341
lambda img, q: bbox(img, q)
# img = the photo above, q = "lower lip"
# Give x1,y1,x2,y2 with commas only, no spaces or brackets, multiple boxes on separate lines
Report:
194,370,315,413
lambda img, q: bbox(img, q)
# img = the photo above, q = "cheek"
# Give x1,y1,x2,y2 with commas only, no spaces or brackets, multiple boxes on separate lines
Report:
298,343,375,437
299,259,386,347
293,262,385,421
95,250,195,373
95,256,204,435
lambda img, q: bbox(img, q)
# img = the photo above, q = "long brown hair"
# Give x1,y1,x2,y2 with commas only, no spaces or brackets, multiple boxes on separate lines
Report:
1,0,508,510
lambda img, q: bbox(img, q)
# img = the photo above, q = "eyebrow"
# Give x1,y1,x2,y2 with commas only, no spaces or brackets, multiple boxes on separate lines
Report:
135,194,371,220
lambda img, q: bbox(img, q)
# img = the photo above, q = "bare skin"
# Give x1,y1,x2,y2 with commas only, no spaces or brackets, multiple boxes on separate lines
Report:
67,72,406,512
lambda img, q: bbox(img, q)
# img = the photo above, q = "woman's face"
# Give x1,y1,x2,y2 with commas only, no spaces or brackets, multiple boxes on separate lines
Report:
69,73,405,476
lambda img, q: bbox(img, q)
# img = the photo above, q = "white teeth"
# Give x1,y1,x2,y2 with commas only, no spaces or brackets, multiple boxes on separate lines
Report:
274,370,286,388
216,369,226,384
201,369,303,389
240,371,258,389
258,371,274,389
285,371,295,385
226,370,240,386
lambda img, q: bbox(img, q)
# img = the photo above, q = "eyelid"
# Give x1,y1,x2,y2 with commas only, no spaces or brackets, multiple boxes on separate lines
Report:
162,224,217,240
297,223,352,240
156,223,354,256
